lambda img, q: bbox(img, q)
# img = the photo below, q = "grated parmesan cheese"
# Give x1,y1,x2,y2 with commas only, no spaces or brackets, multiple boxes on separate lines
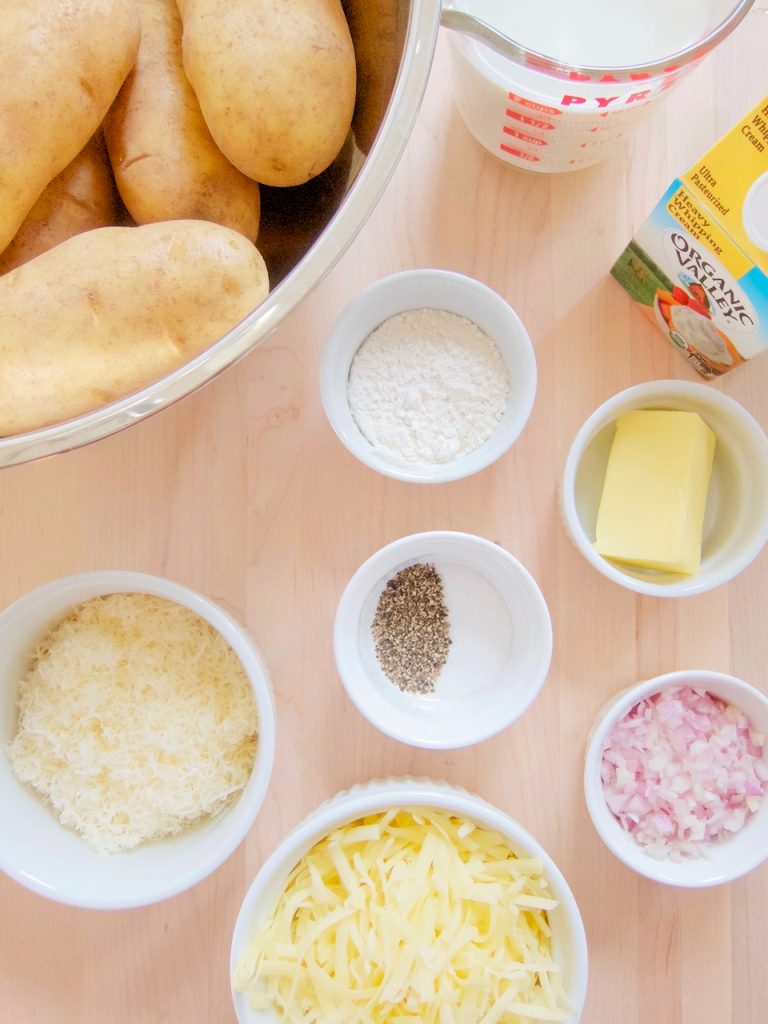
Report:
233,808,568,1023
7,592,259,855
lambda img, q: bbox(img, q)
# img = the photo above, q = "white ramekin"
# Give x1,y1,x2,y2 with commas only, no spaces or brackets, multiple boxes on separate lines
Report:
334,531,553,748
320,269,537,483
560,380,768,596
584,670,768,887
0,571,275,909
230,777,588,1022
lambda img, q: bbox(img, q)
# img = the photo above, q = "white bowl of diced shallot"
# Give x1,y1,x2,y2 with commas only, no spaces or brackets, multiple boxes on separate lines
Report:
584,670,768,886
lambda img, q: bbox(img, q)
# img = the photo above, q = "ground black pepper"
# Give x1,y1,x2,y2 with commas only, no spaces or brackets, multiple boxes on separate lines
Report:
371,562,451,694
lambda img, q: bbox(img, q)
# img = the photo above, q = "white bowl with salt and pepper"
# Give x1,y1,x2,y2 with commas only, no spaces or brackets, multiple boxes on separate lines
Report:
320,269,537,483
334,531,553,748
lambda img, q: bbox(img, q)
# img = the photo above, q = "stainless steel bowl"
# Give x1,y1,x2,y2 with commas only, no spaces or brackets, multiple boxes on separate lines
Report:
0,0,442,467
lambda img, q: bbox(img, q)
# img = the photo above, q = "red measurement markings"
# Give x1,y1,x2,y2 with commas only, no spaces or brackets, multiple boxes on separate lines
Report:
502,125,548,146
499,143,541,162
507,91,561,116
505,108,555,131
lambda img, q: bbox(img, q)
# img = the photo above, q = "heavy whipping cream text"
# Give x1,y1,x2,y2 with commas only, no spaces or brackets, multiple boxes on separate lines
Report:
743,107,768,153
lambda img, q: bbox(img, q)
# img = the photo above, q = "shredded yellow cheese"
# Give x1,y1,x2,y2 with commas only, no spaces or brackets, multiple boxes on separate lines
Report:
233,808,568,1023
7,592,258,854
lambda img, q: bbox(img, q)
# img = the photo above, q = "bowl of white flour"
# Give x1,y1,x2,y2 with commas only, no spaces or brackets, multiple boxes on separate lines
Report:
319,269,537,482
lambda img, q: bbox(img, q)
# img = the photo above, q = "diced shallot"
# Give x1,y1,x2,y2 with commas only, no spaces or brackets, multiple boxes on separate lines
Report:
601,685,768,859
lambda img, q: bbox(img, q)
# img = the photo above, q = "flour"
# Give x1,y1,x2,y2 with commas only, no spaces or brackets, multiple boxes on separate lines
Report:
347,308,510,464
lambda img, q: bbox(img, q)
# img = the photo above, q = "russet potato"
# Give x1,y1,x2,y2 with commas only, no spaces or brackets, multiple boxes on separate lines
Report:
343,0,405,155
0,131,119,275
0,220,269,437
179,0,356,187
0,0,140,253
105,0,261,239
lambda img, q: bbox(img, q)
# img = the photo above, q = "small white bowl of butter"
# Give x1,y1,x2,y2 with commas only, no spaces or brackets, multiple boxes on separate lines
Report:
560,380,768,597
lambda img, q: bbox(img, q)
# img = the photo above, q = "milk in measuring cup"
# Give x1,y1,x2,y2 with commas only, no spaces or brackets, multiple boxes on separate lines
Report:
469,0,714,66
449,0,722,171
611,95,768,378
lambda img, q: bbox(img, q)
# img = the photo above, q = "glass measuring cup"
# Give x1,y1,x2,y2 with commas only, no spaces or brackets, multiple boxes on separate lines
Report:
442,0,759,172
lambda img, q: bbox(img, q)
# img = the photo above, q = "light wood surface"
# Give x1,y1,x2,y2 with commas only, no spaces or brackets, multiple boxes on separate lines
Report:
2,22,768,1024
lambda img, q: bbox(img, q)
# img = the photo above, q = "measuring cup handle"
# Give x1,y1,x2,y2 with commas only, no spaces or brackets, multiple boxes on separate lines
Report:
439,5,526,64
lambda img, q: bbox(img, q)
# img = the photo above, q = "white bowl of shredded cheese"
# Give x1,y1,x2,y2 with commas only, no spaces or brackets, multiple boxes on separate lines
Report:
231,777,588,1023
320,269,537,483
0,571,275,908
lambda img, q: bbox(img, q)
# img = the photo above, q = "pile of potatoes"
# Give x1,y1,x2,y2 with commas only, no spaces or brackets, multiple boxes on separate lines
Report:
0,0,357,437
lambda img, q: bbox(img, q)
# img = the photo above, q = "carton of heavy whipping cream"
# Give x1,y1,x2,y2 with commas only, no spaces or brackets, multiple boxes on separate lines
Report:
612,95,768,378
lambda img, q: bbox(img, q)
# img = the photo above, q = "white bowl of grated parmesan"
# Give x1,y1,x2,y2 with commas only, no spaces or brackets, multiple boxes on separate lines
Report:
0,571,275,908
320,269,537,483
230,777,588,1023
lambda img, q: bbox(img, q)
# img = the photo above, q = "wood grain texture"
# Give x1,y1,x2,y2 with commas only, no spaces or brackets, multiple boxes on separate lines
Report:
2,21,768,1024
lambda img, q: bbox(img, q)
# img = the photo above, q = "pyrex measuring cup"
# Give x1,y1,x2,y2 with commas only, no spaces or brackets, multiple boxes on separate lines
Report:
442,0,760,172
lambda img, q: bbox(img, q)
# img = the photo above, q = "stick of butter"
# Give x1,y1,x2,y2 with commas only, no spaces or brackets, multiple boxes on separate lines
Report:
594,409,716,575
